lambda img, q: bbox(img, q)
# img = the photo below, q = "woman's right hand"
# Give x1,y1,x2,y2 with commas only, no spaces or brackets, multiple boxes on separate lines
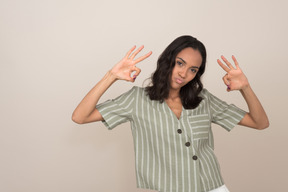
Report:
110,46,152,82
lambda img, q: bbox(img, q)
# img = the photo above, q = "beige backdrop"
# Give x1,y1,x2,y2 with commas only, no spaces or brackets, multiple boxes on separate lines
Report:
1,0,287,191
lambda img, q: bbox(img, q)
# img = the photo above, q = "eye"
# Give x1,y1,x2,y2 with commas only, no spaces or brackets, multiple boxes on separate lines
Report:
190,68,197,73
176,61,183,66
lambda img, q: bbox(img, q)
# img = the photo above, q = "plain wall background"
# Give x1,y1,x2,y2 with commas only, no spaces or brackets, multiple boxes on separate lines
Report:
1,0,287,191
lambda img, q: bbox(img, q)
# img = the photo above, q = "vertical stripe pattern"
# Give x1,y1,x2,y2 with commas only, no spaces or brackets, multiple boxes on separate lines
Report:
97,86,246,192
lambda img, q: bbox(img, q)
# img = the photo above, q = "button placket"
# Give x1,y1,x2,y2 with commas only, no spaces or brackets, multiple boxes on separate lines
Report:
178,114,198,161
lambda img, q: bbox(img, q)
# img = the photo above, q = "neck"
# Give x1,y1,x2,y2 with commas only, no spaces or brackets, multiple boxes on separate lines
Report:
167,89,180,100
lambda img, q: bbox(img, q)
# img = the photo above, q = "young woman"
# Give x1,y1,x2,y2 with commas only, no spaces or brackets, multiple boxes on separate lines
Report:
72,35,269,192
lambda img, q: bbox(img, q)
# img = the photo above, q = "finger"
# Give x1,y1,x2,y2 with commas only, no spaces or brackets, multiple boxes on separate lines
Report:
221,55,235,69
226,86,231,92
232,55,240,69
223,74,231,92
133,67,142,77
125,46,136,58
217,59,230,72
135,51,152,63
130,67,142,82
130,45,144,60
222,74,230,86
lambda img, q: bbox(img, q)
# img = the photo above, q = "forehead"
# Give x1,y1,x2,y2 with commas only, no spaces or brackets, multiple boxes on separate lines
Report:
176,47,202,67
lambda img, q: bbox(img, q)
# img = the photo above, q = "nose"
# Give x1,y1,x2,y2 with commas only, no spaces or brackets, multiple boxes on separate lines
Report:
178,68,187,79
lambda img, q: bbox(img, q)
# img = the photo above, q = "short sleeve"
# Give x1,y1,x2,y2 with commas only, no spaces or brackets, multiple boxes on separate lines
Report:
96,86,137,130
204,89,247,131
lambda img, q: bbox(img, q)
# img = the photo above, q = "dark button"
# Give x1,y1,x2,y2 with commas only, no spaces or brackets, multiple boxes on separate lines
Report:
192,155,198,160
177,129,182,134
185,142,190,147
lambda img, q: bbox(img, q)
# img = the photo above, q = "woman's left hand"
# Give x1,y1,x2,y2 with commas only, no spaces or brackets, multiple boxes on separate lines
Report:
217,55,249,92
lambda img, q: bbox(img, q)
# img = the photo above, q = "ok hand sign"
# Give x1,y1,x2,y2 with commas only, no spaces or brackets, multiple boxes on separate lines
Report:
110,46,152,82
217,55,249,92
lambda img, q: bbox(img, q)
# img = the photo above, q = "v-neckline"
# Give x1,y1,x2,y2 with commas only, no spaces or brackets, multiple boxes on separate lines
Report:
164,100,184,121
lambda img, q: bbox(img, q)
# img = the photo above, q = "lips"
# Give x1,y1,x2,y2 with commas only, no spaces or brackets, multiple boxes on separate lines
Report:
175,78,184,84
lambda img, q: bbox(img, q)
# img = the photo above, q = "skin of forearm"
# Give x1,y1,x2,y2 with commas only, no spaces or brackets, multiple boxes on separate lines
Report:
240,84,269,129
72,71,117,123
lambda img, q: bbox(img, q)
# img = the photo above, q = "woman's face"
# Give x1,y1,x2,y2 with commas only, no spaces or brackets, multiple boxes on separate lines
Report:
170,47,202,92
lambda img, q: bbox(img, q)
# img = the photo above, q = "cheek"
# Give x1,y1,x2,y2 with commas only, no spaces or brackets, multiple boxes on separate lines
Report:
171,67,178,77
187,73,197,82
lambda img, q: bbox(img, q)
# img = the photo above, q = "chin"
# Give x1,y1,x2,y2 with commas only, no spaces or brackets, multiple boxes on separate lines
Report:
171,84,183,91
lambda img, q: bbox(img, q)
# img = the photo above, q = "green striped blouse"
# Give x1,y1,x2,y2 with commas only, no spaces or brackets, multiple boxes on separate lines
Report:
97,86,246,192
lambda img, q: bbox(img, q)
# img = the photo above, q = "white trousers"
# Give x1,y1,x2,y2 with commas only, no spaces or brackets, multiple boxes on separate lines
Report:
158,184,230,192
208,185,230,192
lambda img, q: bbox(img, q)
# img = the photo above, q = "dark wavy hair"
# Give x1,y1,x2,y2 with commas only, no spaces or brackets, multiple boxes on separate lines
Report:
145,35,207,109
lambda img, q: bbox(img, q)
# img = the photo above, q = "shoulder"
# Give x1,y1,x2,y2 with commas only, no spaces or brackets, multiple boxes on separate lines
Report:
133,86,155,103
130,86,145,94
199,88,224,103
132,86,143,91
199,88,211,99
111,86,141,102
127,86,147,99
123,86,143,94
199,88,223,105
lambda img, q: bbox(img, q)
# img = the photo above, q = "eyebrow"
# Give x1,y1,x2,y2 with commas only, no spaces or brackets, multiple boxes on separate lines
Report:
176,57,199,69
